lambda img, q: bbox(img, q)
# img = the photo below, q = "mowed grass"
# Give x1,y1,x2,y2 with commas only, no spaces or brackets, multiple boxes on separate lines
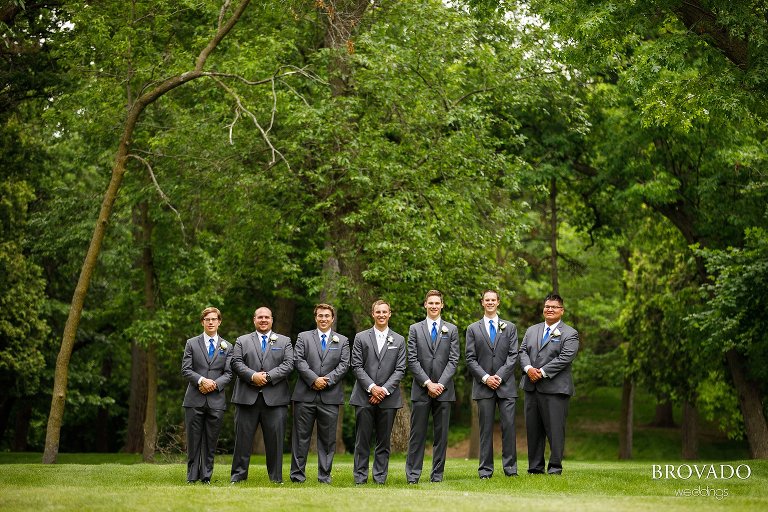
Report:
1,454,766,511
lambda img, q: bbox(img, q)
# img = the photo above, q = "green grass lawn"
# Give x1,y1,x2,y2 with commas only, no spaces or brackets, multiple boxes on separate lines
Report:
1,454,765,511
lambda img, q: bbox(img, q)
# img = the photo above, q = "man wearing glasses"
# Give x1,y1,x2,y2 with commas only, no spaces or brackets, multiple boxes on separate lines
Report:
519,293,580,475
181,307,233,484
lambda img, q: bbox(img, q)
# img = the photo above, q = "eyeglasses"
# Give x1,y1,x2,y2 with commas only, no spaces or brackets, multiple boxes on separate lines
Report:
543,305,563,310
203,317,220,322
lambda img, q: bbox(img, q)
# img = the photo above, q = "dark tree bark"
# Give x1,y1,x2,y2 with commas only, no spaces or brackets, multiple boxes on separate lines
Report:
726,349,768,458
651,400,676,428
549,177,559,294
122,342,148,452
390,384,411,452
618,377,634,459
681,399,699,460
137,201,158,462
468,399,480,459
672,0,749,71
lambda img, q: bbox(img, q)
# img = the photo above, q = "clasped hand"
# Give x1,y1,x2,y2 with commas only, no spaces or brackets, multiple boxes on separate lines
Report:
198,378,217,394
527,367,543,383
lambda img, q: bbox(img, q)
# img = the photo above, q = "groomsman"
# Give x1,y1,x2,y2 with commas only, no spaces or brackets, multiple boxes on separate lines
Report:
230,307,294,484
465,289,519,479
405,290,459,484
181,306,233,484
290,303,350,484
349,300,407,485
519,293,579,475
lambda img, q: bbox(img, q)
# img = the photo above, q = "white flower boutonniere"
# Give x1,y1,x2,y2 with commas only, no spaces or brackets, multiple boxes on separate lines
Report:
331,335,340,343
499,322,507,331
220,341,228,350
441,325,449,334
386,335,394,345
269,334,279,345
553,328,562,337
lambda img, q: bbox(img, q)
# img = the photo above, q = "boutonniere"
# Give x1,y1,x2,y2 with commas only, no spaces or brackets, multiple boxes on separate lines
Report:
269,334,278,345
553,328,562,337
441,325,449,334
499,322,507,331
331,335,339,343
386,335,394,345
219,341,228,350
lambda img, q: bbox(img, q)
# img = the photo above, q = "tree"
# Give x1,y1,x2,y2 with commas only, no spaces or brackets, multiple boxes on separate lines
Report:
43,0,256,464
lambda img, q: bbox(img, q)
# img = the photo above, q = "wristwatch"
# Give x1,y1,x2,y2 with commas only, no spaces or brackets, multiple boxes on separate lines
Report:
265,373,272,383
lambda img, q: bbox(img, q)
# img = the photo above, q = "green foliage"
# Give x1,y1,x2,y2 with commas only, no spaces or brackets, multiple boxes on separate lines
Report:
695,228,768,388
0,180,49,398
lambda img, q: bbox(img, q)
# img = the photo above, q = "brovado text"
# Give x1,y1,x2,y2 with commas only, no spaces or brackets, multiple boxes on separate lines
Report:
652,464,751,480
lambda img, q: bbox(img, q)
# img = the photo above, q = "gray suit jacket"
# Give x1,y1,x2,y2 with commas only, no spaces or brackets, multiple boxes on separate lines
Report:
181,335,233,410
519,321,579,396
407,319,459,402
292,329,350,405
465,318,519,399
231,331,294,406
349,328,406,409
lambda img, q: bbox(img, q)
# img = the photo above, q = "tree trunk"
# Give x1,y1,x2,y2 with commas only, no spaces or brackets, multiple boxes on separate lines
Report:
273,295,296,338
618,377,634,459
726,349,768,458
122,342,148,452
142,343,158,462
138,201,158,462
651,399,676,428
42,0,253,464
468,399,479,459
390,384,410,452
681,399,699,460
252,424,266,454
549,177,559,294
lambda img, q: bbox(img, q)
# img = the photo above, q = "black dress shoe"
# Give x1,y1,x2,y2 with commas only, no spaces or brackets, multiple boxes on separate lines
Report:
480,475,491,480
201,478,211,484
407,480,418,485
187,480,196,485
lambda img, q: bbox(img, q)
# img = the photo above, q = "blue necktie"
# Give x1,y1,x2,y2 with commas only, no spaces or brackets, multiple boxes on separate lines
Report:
321,333,327,352
261,334,267,352
489,319,496,345
431,322,437,343
208,338,215,360
541,326,550,348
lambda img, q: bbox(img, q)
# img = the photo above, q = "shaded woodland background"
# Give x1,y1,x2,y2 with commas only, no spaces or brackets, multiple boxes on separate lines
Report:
1,0,767,463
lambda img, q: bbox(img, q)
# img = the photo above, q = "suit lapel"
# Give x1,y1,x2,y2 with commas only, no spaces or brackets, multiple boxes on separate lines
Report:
309,331,320,359
197,335,211,366
479,320,494,350
422,320,435,353
372,329,387,360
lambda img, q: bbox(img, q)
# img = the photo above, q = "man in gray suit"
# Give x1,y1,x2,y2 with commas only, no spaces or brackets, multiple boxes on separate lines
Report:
405,289,459,484
519,293,579,475
181,306,233,484
465,289,519,479
230,306,294,484
349,299,406,485
290,303,350,484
